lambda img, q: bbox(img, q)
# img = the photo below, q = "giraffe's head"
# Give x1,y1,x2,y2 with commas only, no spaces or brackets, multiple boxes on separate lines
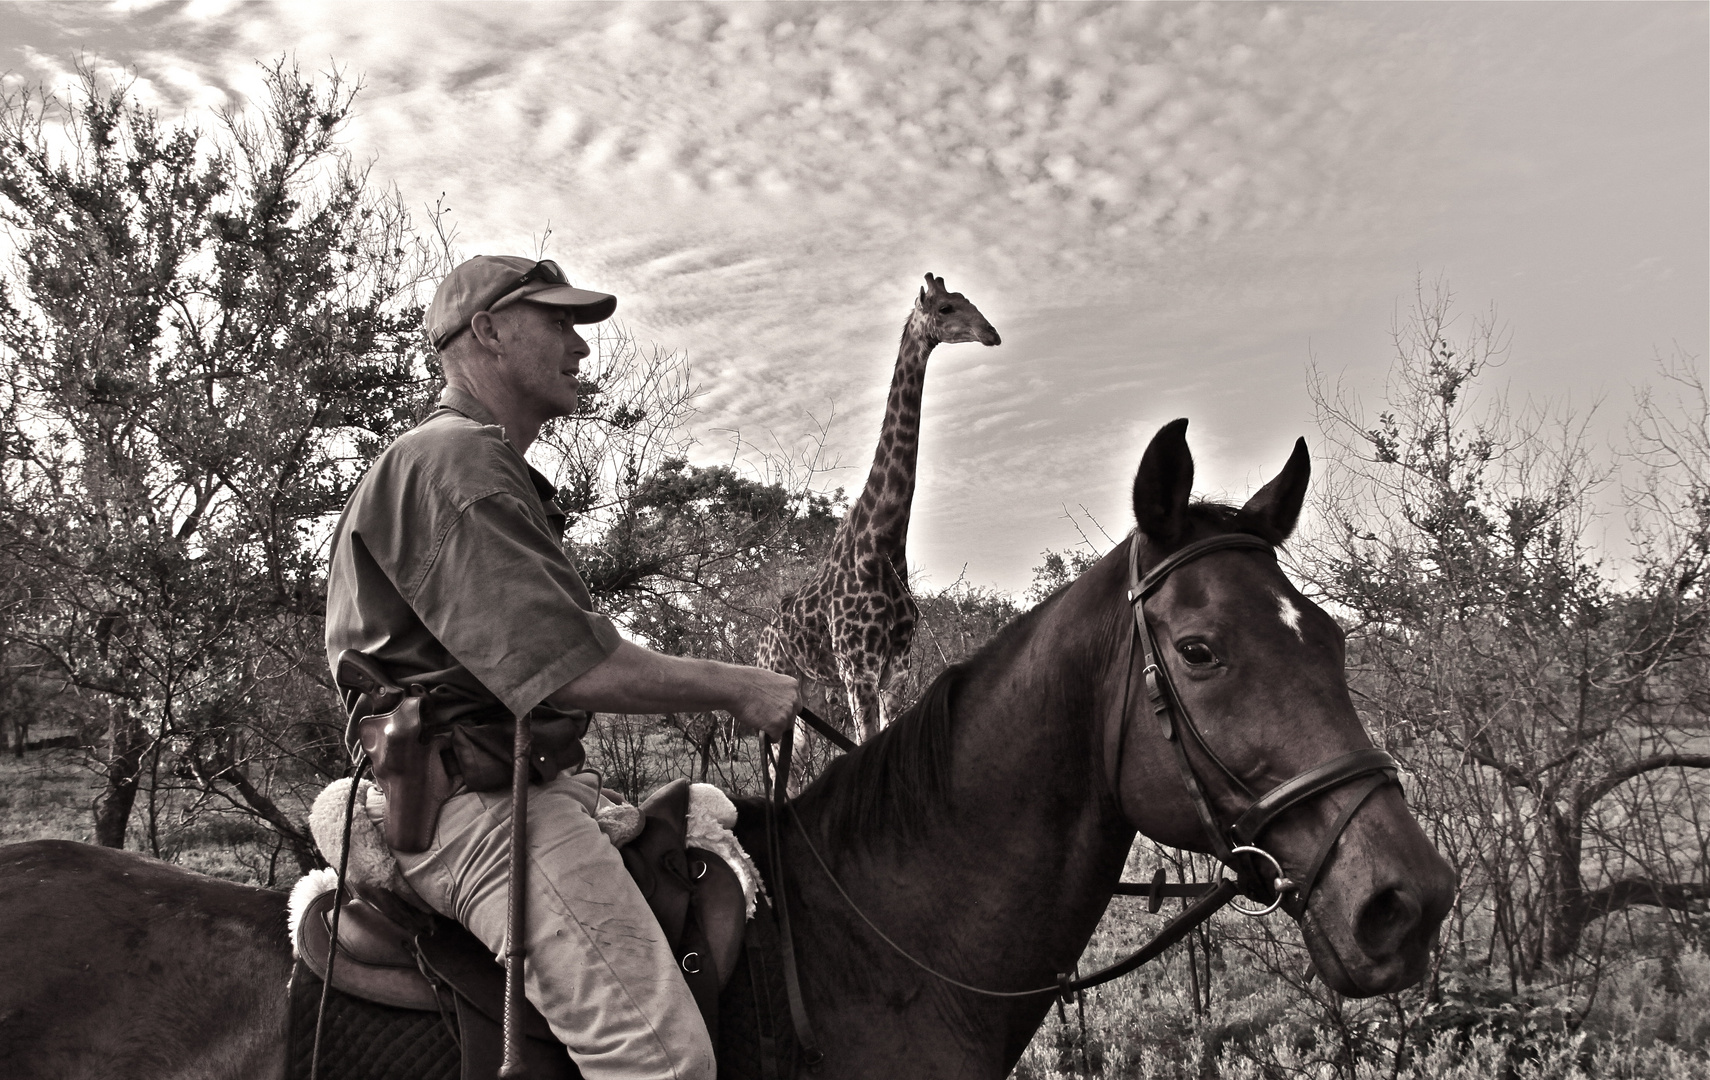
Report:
913,273,1001,347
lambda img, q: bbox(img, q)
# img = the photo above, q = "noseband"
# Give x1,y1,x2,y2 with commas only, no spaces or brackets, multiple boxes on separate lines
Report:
1114,532,1399,919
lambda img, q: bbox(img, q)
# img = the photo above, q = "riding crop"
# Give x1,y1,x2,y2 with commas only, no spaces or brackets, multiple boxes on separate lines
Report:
499,710,532,1079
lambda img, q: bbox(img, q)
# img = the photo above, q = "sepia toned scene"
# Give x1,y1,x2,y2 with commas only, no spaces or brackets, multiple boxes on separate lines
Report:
0,3,1705,1079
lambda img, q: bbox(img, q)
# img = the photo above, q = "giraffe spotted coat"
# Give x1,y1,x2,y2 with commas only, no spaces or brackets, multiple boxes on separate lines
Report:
757,274,1000,742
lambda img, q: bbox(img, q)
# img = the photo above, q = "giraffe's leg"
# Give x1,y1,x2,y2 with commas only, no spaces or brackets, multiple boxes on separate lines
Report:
786,720,814,798
780,682,852,795
829,585,890,742
878,656,909,728
762,728,813,797
840,669,884,743
869,563,918,734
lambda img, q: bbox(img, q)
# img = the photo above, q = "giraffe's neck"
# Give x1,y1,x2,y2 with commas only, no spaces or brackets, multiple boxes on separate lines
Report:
844,312,936,562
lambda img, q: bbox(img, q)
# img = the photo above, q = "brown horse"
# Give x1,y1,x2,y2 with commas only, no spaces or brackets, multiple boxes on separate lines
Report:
0,420,1454,1079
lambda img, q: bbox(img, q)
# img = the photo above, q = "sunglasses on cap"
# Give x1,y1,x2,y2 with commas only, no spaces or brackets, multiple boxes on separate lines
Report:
435,259,574,349
481,259,570,311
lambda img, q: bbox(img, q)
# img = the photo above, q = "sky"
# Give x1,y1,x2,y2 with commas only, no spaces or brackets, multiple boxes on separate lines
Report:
2,1,1705,594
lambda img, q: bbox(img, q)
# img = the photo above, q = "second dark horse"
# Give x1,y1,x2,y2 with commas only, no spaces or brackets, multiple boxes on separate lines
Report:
0,419,1456,1078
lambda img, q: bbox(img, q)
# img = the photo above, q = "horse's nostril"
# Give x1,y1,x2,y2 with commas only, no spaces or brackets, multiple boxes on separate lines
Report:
1354,887,1422,958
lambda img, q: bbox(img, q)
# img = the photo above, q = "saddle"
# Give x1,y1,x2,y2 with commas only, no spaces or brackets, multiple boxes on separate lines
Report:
292,778,750,1079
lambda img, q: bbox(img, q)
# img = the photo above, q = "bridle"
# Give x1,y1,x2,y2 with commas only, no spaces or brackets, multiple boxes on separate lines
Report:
1113,531,1399,922
760,530,1400,1065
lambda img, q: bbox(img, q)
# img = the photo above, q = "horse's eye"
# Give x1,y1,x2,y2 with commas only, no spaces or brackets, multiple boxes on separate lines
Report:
1177,640,1219,667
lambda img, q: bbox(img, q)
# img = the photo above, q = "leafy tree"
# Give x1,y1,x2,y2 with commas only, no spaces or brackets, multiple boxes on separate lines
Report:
1027,547,1100,606
0,62,438,866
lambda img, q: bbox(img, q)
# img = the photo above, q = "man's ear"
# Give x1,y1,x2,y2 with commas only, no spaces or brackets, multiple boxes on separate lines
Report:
468,310,502,355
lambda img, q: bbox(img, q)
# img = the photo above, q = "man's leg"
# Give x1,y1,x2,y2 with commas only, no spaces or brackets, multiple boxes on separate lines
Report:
380,773,714,1080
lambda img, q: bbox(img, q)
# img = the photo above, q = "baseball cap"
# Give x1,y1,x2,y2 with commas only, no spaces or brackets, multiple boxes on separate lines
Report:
426,256,617,350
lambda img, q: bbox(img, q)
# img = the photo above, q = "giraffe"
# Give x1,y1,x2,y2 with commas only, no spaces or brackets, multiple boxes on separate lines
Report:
757,273,1000,745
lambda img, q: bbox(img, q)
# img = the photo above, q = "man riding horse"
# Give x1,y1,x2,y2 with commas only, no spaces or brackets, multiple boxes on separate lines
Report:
0,401,1457,1077
324,255,802,1080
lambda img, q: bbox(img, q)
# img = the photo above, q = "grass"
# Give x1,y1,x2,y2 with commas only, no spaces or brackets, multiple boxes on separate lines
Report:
0,740,102,847
1011,925,1710,1080
1002,844,1710,1080
0,734,297,886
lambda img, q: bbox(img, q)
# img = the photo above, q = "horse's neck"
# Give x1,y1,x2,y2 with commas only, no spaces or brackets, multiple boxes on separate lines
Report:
901,657,1135,966
788,559,1136,1060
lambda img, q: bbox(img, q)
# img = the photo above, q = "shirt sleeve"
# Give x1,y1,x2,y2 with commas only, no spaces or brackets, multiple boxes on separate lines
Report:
410,490,622,717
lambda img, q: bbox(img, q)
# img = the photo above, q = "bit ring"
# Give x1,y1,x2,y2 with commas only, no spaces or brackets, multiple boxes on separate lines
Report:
1226,845,1292,918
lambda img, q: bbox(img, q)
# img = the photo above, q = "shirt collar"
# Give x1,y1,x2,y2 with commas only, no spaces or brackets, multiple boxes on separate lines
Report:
435,386,499,427
433,386,561,508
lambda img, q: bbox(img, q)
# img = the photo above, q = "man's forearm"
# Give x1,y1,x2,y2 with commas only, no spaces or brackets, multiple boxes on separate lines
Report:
548,640,746,714
546,640,797,740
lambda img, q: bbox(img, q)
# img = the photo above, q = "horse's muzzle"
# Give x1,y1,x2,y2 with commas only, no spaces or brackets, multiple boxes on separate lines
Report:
1298,789,1457,996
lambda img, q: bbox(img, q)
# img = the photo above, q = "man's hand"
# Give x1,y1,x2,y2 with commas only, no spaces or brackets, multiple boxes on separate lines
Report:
549,640,801,741
726,668,801,743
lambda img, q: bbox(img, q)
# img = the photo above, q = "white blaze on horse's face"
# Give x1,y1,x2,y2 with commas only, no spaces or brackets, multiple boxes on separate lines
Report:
1275,592,1304,640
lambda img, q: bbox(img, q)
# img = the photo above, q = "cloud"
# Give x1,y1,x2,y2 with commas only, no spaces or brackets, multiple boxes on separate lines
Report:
10,2,1695,591
0,3,1454,554
5,6,1444,331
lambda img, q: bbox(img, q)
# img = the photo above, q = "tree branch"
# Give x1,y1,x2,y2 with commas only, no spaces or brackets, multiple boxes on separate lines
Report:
1444,734,1536,791
1579,753,1710,812
189,746,321,874
1576,877,1710,920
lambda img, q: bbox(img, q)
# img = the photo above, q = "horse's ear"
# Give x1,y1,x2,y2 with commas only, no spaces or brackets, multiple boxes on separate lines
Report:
1133,418,1194,546
1241,437,1311,542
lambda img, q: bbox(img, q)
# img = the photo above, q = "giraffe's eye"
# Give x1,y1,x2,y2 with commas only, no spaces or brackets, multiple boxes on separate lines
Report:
938,304,955,315
1177,640,1219,667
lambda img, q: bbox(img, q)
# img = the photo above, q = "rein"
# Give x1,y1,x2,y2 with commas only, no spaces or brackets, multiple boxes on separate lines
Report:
762,531,1400,1050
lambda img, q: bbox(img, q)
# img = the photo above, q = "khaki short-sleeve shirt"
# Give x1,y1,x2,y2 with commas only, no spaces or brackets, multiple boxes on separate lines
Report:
325,388,622,738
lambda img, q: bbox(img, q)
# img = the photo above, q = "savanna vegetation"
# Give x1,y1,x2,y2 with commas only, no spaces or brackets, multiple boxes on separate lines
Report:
2,67,1705,1079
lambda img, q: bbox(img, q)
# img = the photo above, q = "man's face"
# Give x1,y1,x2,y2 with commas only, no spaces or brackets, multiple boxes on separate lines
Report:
490,302,591,421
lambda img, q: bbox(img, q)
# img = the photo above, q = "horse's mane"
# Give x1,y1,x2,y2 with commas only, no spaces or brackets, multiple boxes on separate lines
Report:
798,501,1275,851
799,597,1056,852
1180,500,1291,547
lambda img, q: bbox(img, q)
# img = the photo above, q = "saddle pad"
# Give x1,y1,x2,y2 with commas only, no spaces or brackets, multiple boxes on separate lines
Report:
714,899,802,1080
297,886,559,1044
287,960,577,1080
286,960,460,1080
290,897,801,1080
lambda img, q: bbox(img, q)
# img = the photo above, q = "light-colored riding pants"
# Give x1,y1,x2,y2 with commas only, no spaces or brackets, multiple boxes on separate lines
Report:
371,772,714,1080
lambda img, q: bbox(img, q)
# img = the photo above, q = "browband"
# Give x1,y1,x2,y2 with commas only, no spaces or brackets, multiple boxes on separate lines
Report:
1130,532,1276,600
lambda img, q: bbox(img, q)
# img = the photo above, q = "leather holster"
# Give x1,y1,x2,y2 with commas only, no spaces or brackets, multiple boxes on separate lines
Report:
338,650,457,856
356,692,457,854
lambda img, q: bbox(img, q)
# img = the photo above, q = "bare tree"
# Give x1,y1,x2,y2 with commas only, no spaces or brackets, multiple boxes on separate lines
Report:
1299,280,1710,984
